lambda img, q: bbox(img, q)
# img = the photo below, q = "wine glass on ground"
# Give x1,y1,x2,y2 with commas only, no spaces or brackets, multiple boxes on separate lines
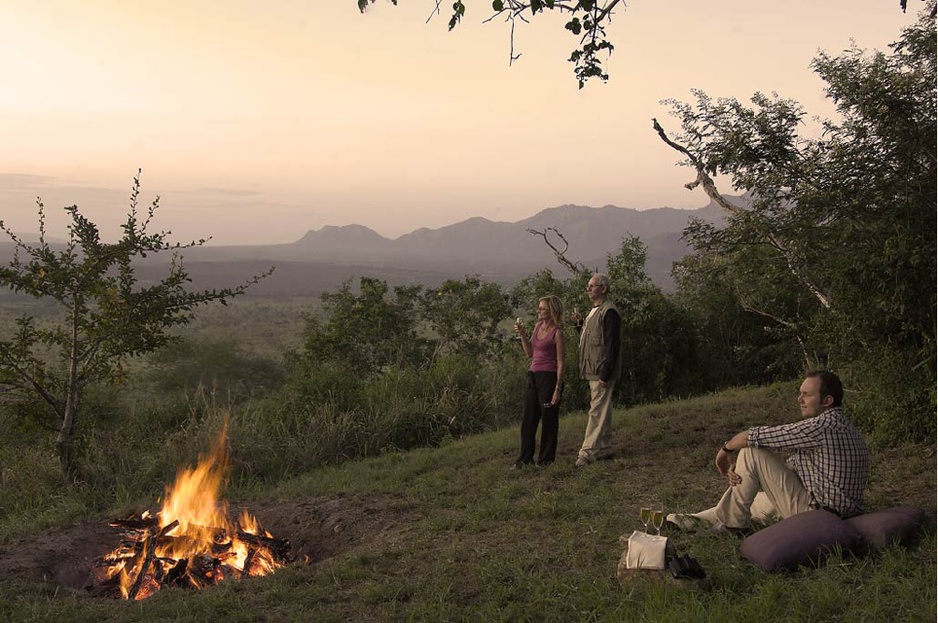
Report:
652,503,664,536
639,504,652,533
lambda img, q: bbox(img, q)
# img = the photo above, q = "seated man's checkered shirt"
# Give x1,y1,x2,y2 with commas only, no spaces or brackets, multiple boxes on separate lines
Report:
748,407,870,517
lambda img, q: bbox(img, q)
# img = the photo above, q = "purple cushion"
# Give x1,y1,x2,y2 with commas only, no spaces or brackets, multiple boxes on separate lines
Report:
845,506,928,549
739,510,862,572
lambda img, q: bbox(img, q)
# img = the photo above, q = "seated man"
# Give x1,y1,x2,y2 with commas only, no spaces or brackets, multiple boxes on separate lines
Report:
669,370,870,531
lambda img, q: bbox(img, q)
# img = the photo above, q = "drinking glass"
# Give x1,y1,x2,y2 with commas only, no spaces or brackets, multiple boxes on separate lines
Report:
651,503,664,536
639,505,652,533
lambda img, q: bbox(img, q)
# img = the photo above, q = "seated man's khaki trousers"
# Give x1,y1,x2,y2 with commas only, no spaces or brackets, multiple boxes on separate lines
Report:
697,447,815,529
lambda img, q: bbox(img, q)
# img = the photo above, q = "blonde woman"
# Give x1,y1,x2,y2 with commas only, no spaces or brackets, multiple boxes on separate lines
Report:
512,295,565,468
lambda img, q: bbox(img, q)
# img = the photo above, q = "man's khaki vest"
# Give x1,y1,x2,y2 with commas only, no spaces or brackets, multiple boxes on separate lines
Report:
578,298,622,381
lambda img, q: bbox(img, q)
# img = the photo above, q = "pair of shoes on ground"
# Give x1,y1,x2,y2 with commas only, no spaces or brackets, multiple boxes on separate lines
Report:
707,522,754,537
511,460,553,470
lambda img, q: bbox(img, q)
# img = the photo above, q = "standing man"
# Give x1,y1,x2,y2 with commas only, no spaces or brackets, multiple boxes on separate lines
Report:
668,370,870,531
574,273,622,467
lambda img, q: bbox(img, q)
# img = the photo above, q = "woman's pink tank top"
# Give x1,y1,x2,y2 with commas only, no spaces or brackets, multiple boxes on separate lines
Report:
530,322,559,372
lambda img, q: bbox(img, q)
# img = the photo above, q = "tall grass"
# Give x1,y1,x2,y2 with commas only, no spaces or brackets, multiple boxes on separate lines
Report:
0,347,528,541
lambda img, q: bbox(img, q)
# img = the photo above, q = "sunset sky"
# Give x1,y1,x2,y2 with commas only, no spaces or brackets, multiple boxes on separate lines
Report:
0,1,918,245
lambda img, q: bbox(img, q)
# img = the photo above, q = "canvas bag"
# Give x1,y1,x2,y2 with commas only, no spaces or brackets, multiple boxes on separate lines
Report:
625,531,668,570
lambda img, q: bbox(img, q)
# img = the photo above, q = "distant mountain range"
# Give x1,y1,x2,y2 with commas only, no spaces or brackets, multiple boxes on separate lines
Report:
2,201,728,299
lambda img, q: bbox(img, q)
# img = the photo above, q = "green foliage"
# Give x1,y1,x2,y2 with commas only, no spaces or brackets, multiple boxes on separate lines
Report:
603,236,711,405
304,277,431,377
846,347,937,445
146,337,285,402
423,276,513,358
0,172,271,479
661,5,936,439
280,352,367,413
672,248,806,387
511,268,589,320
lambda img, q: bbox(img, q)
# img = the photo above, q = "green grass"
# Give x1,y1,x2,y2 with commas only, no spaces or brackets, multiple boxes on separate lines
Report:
0,382,934,622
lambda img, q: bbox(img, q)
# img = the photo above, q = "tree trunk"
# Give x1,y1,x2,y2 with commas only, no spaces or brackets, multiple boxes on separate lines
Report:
56,298,82,482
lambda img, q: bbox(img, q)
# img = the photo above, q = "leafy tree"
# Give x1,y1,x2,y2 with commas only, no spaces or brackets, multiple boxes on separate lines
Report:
147,337,285,401
0,173,271,479
602,236,701,404
517,235,708,406
304,277,430,376
422,276,513,358
672,250,803,387
654,4,936,440
511,267,588,318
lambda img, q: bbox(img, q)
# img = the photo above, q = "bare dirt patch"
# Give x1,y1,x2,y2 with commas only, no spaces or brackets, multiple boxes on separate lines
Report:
0,492,421,595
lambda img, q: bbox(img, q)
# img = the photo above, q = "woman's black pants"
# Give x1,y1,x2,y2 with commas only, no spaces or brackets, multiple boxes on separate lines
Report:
516,370,559,465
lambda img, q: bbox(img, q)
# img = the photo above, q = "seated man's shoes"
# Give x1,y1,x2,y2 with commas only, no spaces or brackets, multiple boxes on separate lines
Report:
666,513,712,531
707,521,754,537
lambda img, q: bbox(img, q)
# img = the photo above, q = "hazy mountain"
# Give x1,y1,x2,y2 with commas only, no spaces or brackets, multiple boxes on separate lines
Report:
1,202,729,299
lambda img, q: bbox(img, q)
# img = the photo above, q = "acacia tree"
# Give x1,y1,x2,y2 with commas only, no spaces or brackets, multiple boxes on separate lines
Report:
0,173,271,480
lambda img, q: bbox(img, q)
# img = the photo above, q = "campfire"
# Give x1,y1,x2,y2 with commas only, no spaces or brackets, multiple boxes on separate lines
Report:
93,426,292,600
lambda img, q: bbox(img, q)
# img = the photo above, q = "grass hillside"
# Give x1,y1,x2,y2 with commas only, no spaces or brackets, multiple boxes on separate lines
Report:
0,383,934,622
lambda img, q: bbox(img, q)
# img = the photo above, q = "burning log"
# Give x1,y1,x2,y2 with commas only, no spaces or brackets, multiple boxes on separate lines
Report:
237,530,292,564
127,520,179,601
241,548,257,579
109,514,161,531
163,558,190,588
91,425,299,600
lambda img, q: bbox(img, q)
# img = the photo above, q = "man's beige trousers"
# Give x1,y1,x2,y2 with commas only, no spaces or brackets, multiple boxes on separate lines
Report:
578,379,615,462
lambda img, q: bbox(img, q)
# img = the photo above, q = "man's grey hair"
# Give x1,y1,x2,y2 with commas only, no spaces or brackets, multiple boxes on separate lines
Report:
591,272,611,291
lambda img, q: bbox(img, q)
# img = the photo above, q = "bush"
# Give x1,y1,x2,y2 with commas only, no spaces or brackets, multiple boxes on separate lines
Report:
846,349,936,445
147,338,285,402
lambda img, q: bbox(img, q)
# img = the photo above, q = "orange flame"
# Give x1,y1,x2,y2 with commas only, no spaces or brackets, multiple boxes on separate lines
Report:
97,424,287,600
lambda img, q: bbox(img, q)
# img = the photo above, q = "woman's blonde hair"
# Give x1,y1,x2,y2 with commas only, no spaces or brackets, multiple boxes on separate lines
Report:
539,295,564,328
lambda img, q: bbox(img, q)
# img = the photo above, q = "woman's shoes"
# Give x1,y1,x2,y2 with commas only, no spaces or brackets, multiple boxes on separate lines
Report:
511,460,553,469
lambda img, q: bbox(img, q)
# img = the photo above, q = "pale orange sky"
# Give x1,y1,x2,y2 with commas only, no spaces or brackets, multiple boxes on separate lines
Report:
0,0,917,245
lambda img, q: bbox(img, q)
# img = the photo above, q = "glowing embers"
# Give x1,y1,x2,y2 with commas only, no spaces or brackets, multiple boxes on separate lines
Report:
93,427,291,600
